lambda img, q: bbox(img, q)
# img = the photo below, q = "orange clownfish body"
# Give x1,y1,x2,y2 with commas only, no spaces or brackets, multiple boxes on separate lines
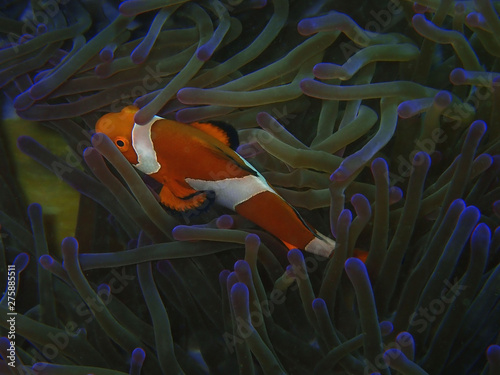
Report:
95,106,336,257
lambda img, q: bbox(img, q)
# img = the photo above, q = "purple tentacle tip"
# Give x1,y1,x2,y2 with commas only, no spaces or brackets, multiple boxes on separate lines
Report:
338,209,353,226
36,23,47,34
379,321,393,336
469,120,487,138
330,166,349,181
462,205,481,224
97,283,111,298
131,45,148,65
344,257,365,275
312,298,327,311
451,199,466,211
351,193,368,206
177,88,198,105
245,233,261,249
16,135,35,154
230,282,250,318
396,331,414,347
13,91,35,111
226,271,239,291
383,348,408,366
219,269,230,285
14,253,29,271
95,62,112,78
28,202,42,217
156,260,172,275
129,347,146,375
371,157,388,172
450,68,467,85
61,237,79,254
231,281,249,297
471,223,491,249
287,248,304,265
487,345,500,367
397,101,416,119
493,200,500,217
412,13,427,28
216,215,234,229
255,111,269,126
389,187,403,205
434,90,452,108
234,259,252,277
39,255,53,269
285,264,296,279
351,193,371,218
119,1,141,17
413,151,430,166
196,45,214,62
0,337,11,350
297,19,316,36
134,108,155,126
132,347,146,363
172,225,188,241
465,12,486,28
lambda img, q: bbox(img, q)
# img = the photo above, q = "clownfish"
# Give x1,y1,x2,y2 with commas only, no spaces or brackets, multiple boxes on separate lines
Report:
95,106,336,257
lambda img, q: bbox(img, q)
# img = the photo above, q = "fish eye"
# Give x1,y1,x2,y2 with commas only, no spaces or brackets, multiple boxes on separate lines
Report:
114,137,129,151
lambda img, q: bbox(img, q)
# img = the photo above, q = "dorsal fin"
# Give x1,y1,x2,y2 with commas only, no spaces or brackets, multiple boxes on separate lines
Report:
191,121,239,150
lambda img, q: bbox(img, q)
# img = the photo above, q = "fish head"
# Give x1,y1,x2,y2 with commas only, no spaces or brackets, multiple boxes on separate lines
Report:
95,106,139,163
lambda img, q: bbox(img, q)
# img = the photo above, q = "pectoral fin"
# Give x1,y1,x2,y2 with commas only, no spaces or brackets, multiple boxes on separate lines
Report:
159,180,214,212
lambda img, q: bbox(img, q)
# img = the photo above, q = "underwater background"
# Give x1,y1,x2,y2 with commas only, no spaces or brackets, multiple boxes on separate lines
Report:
1,0,500,374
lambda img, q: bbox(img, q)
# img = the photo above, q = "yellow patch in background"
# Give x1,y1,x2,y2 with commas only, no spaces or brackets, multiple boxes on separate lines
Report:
2,118,80,252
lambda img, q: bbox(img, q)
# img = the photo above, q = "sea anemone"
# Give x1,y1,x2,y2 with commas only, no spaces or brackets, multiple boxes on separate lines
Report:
0,0,499,374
